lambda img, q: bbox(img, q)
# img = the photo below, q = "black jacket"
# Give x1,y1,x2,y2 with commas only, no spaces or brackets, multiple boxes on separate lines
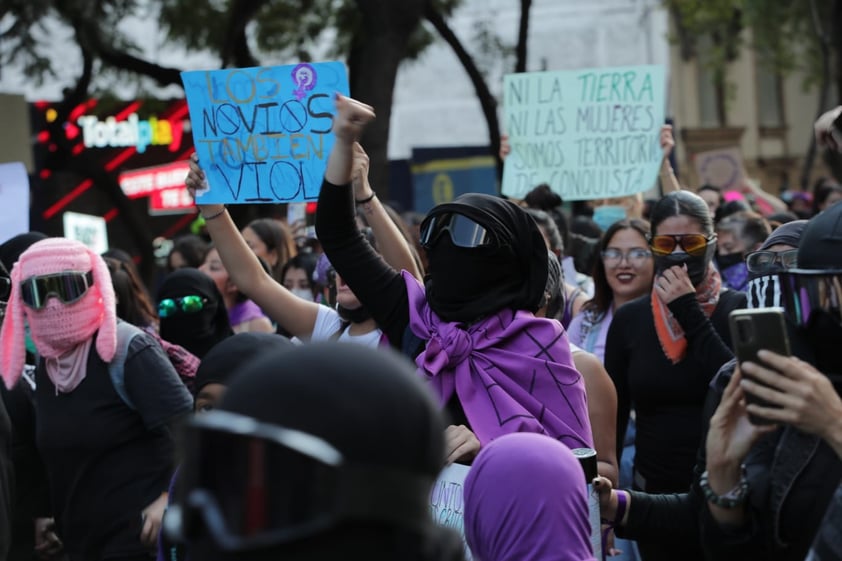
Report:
620,359,842,561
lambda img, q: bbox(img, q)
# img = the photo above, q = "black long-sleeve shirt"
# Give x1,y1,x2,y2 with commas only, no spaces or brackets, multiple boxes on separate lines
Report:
315,180,472,427
605,290,745,494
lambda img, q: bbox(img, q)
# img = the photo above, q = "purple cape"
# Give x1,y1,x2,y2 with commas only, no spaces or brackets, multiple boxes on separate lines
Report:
403,272,592,448
464,433,596,561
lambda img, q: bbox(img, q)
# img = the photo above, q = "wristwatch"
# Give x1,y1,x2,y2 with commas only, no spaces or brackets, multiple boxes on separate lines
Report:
699,467,749,509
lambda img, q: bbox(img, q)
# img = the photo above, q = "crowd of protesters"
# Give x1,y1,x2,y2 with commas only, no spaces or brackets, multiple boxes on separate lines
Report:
0,95,840,561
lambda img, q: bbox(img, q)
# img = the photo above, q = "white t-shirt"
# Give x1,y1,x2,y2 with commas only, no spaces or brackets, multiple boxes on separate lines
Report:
309,305,384,349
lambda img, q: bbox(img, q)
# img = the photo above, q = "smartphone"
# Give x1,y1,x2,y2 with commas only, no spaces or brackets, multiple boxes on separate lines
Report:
728,307,791,425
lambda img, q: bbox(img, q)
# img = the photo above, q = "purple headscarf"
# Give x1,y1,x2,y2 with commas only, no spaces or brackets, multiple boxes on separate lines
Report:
403,272,592,449
464,433,596,561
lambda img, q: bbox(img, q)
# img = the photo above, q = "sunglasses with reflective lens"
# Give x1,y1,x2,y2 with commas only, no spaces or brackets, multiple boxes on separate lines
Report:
21,271,94,310
648,234,713,257
158,295,207,318
745,249,798,274
165,410,431,552
419,213,495,249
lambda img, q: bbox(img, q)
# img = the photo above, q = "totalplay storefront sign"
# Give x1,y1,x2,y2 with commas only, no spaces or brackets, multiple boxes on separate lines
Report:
77,113,186,153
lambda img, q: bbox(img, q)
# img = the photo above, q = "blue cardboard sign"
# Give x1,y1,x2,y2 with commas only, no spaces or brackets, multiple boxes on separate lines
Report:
501,65,666,201
181,61,349,204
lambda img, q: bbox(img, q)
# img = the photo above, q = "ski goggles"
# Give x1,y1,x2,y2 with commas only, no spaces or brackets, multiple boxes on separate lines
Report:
779,271,842,328
648,234,715,257
158,295,207,318
419,213,495,249
745,249,798,274
165,410,432,551
21,271,94,310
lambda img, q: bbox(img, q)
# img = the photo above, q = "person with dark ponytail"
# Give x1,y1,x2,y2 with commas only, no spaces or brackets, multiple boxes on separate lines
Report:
604,190,745,561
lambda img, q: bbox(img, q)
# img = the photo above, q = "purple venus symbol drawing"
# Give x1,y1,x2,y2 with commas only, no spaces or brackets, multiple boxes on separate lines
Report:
292,63,317,100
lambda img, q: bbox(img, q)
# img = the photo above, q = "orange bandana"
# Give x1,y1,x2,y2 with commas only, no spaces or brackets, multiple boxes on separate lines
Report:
651,265,721,364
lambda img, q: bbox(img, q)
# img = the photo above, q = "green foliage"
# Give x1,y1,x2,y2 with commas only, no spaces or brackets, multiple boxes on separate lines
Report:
666,0,835,90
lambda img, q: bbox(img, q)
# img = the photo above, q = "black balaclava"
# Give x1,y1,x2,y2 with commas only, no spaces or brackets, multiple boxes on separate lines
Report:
423,194,548,323
652,240,717,287
187,343,464,561
193,332,293,396
746,220,807,308
158,268,233,359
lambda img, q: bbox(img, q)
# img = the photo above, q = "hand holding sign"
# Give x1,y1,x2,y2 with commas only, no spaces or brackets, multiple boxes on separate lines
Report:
181,61,349,205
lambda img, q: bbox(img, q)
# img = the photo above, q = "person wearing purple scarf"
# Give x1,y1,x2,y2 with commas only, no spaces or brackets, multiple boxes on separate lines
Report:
316,95,593,463
464,433,596,561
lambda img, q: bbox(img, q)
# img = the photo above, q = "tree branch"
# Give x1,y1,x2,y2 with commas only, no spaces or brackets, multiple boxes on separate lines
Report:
221,0,268,68
425,1,503,178
515,0,531,73
77,20,183,87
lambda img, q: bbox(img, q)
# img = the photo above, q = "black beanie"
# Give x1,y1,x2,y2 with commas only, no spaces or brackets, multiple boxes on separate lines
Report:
796,201,842,272
193,332,294,395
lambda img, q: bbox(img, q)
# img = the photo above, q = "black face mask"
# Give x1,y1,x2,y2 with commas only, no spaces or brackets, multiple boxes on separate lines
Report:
653,242,717,286
336,304,371,324
716,252,744,271
425,236,522,323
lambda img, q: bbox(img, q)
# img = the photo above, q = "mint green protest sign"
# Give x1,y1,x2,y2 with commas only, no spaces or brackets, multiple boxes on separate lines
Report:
501,65,666,201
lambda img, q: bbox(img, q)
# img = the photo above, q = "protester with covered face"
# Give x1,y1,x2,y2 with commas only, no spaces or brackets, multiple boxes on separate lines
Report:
157,267,234,359
0,238,193,561
463,433,596,561
315,95,592,465
165,342,465,561
714,210,771,292
604,190,745,561
593,203,842,561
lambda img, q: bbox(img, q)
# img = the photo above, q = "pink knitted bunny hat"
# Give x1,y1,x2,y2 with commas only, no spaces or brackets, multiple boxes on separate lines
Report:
1,238,117,389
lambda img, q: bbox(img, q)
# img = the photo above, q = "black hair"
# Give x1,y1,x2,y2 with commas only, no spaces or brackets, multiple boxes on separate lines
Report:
650,191,714,237
583,219,651,317
105,257,158,328
281,253,319,296
814,184,842,214
717,199,751,221
244,218,297,282
524,208,564,255
716,211,771,251
169,234,210,271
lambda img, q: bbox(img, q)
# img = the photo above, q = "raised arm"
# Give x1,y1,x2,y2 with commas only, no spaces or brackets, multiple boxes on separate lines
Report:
316,95,411,347
185,156,321,339
659,124,681,194
351,142,423,281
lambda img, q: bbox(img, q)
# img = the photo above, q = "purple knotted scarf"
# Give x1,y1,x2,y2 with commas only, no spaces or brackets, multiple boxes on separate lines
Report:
403,271,592,449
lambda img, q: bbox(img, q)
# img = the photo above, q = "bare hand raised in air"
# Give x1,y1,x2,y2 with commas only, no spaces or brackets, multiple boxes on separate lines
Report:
332,94,375,144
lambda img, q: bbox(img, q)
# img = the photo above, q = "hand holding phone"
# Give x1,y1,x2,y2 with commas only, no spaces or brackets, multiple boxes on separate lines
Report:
728,308,791,425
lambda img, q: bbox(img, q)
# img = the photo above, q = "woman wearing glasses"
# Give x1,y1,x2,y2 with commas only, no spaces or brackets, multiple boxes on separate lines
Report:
314,95,593,465
604,191,745,561
567,219,654,362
